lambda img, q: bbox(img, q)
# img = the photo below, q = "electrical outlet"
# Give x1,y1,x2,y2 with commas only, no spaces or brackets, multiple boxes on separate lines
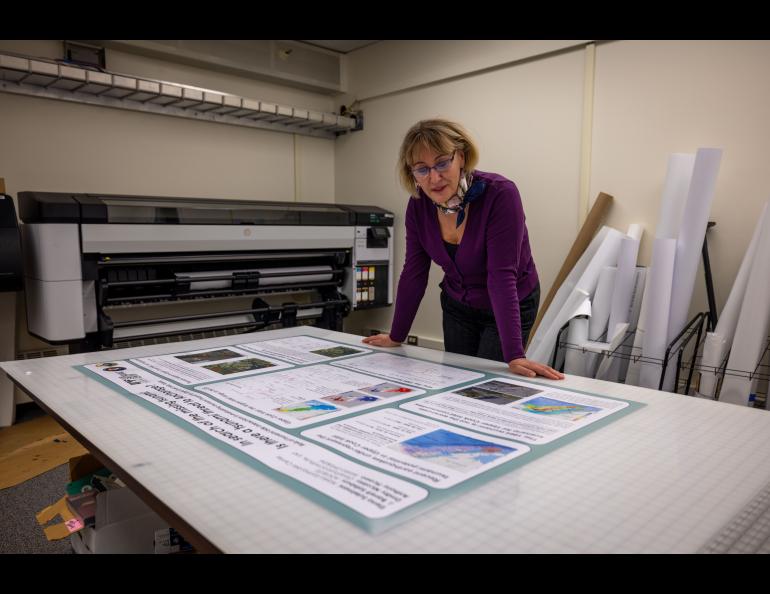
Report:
407,335,418,345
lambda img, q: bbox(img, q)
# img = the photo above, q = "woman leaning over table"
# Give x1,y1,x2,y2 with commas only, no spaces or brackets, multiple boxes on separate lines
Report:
362,118,563,380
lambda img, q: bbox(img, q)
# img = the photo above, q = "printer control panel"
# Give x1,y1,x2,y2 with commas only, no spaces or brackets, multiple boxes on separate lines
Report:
352,226,392,309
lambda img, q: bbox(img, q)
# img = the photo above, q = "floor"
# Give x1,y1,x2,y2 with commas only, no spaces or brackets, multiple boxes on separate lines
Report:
1,404,73,554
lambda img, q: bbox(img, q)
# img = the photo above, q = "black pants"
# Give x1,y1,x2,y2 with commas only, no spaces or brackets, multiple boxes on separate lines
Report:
441,283,540,363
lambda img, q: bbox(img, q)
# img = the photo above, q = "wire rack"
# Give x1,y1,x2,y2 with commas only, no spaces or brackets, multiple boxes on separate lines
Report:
554,312,769,409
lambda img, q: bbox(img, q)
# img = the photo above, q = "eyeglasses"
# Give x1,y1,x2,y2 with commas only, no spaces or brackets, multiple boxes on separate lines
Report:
411,151,455,179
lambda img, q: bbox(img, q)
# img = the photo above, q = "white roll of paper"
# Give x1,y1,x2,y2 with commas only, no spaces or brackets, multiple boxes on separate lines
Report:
612,267,648,383
624,268,652,386
589,266,617,341
720,207,770,406
639,238,678,389
697,332,726,399
698,202,769,398
527,227,624,365
586,266,617,377
608,225,643,335
657,153,696,239
627,154,694,386
663,148,722,391
527,228,609,359
594,323,631,380
564,315,590,376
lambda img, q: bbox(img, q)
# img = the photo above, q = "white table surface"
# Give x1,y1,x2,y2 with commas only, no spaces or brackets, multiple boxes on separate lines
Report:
3,325,770,553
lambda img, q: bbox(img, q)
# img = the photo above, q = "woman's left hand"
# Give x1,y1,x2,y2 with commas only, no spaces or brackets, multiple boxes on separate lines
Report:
508,358,564,380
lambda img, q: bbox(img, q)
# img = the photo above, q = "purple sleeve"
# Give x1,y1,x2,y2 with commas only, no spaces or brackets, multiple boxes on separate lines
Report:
389,200,431,343
486,183,526,362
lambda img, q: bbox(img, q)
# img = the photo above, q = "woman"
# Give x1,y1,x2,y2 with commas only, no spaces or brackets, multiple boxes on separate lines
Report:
362,118,563,380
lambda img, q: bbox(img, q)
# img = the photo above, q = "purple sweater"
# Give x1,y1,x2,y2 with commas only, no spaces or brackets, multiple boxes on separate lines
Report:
389,170,538,362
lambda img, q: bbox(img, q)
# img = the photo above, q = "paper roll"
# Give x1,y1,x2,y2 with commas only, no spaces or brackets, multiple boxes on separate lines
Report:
528,288,591,366
529,192,613,344
589,266,617,341
594,323,631,380
699,202,769,397
626,153,695,387
614,267,647,383
697,332,726,398
663,148,722,391
607,225,643,335
624,268,653,386
564,315,590,376
657,153,695,240
586,266,617,376
527,228,624,365
639,238,678,389
528,228,609,358
719,206,770,406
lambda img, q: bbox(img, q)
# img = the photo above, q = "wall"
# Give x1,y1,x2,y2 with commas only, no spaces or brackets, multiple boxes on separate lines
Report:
343,40,589,103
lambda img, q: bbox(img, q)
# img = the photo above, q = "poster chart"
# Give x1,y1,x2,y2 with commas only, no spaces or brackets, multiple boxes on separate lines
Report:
77,341,642,533
197,365,425,428
332,352,485,390
81,361,427,521
401,377,629,445
239,335,370,365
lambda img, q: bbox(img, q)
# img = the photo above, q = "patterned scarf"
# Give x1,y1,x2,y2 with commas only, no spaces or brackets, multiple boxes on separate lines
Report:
433,174,487,228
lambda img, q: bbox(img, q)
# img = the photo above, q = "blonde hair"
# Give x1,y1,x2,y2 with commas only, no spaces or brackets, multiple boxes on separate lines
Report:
397,118,480,196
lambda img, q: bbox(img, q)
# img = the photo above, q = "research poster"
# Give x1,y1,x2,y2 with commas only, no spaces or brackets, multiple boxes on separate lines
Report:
77,336,639,531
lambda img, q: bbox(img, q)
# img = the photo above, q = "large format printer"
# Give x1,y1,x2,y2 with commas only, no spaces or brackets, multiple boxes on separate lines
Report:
18,192,394,351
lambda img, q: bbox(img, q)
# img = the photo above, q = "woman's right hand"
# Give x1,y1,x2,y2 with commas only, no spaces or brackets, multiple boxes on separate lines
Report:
361,333,402,348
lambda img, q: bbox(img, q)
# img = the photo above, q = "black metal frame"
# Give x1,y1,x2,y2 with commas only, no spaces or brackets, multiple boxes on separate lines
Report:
658,311,708,393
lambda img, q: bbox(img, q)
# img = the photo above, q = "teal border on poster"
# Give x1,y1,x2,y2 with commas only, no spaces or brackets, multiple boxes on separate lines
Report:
74,338,645,535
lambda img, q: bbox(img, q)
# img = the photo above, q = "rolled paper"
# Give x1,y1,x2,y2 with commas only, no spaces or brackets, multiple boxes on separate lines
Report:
639,237,678,389
663,148,722,391
720,206,770,406
698,202,768,397
528,192,613,345
527,227,623,365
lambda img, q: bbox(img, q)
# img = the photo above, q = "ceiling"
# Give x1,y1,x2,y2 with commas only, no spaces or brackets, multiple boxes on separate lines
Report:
300,40,380,54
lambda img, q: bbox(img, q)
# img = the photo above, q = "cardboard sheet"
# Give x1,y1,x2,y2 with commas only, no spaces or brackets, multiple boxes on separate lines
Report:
0,415,88,490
